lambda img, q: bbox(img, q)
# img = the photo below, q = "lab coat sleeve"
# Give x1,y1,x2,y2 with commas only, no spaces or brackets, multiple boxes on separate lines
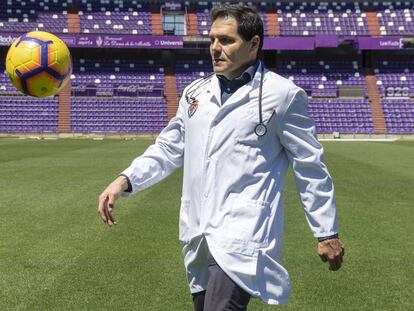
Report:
120,97,186,196
277,88,338,238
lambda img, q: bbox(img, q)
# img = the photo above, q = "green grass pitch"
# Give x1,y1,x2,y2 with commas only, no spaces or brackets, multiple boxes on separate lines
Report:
0,138,413,310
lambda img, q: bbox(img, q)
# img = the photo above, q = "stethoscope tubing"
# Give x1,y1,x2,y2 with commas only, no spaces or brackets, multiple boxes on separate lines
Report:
254,65,267,137
185,64,267,137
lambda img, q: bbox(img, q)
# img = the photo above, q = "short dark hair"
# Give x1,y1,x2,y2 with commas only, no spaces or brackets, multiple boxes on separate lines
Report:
210,4,264,55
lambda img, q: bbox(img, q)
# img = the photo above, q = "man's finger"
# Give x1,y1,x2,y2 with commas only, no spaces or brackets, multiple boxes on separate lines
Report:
329,256,341,271
107,194,117,225
328,260,338,271
108,208,117,225
107,193,117,208
103,205,115,226
98,195,109,224
329,249,344,270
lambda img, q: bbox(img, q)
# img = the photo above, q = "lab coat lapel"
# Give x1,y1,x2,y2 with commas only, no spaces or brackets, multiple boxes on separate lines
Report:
246,62,263,108
206,75,222,107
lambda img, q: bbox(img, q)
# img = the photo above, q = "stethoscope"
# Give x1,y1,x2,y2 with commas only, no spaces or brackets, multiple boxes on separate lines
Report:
185,65,267,137
254,65,267,137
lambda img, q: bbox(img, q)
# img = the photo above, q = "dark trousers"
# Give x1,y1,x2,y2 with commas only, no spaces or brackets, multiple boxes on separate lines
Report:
192,251,251,311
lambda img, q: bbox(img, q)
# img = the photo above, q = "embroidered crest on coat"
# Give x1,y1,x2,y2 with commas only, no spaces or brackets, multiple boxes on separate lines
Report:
188,99,199,118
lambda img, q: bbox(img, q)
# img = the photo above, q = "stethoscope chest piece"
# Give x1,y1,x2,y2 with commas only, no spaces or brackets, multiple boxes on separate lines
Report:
254,123,267,137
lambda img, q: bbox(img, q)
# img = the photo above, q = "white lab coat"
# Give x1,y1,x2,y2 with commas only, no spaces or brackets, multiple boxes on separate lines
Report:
121,62,338,304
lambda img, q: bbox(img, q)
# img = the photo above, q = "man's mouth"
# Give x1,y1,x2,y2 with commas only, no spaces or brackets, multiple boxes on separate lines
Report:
213,58,225,65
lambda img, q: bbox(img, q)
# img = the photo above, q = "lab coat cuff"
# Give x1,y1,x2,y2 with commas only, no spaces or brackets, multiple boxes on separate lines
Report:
119,173,132,191
314,231,338,239
119,167,136,197
317,233,339,242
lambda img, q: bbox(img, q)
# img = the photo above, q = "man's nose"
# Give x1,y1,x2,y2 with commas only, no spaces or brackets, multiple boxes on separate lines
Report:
210,39,221,53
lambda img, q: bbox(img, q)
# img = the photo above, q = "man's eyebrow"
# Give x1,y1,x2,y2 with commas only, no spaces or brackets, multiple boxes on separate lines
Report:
209,34,234,39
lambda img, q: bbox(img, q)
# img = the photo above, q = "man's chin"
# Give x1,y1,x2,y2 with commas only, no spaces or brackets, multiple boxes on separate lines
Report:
212,66,228,75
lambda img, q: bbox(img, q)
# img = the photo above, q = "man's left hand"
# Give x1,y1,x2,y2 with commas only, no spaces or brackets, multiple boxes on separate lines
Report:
317,239,345,271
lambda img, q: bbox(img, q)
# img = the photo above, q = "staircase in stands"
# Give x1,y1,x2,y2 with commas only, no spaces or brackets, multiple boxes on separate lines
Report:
57,81,72,133
364,70,387,134
164,67,180,121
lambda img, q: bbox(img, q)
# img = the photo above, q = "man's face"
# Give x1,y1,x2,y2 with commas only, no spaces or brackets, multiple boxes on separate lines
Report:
209,16,258,80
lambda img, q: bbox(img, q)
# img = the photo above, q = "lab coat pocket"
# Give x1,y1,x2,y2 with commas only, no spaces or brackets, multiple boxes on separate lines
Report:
179,198,194,243
235,107,275,147
227,198,271,247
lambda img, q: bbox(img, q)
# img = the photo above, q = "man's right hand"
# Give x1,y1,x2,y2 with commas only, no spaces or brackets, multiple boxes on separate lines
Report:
98,176,129,226
317,238,345,271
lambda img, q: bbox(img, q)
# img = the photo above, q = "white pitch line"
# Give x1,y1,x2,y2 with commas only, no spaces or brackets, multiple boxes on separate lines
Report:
319,138,399,142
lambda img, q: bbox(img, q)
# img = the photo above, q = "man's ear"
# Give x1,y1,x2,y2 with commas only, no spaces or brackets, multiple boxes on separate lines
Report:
250,35,260,51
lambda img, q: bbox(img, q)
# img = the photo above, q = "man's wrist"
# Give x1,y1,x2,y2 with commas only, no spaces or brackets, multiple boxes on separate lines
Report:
317,233,339,242
118,174,132,192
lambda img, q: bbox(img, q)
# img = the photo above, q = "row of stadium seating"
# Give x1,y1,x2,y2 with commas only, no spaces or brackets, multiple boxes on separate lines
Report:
0,100,412,135
3,96,412,134
382,99,414,133
0,1,413,36
1,96,412,134
0,97,58,132
71,97,167,133
308,99,375,133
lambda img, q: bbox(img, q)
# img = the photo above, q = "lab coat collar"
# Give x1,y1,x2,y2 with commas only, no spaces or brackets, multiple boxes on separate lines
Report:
207,73,222,106
206,61,264,109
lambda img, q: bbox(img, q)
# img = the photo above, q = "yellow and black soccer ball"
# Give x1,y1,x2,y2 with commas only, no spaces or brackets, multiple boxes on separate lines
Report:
5,31,72,97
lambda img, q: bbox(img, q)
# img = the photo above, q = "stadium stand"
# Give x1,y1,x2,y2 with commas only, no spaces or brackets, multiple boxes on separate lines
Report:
382,98,414,133
374,58,414,98
276,54,366,97
0,96,58,133
71,57,165,97
175,56,212,94
69,54,166,133
0,59,59,133
78,10,152,35
0,0,67,33
308,98,374,134
276,52,374,133
374,2,414,36
0,1,411,37
372,55,414,133
0,67,20,96
276,1,370,36
0,0,413,135
194,2,268,36
71,97,167,133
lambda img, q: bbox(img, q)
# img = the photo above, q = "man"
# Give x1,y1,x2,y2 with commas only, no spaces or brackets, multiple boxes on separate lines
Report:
98,4,344,310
